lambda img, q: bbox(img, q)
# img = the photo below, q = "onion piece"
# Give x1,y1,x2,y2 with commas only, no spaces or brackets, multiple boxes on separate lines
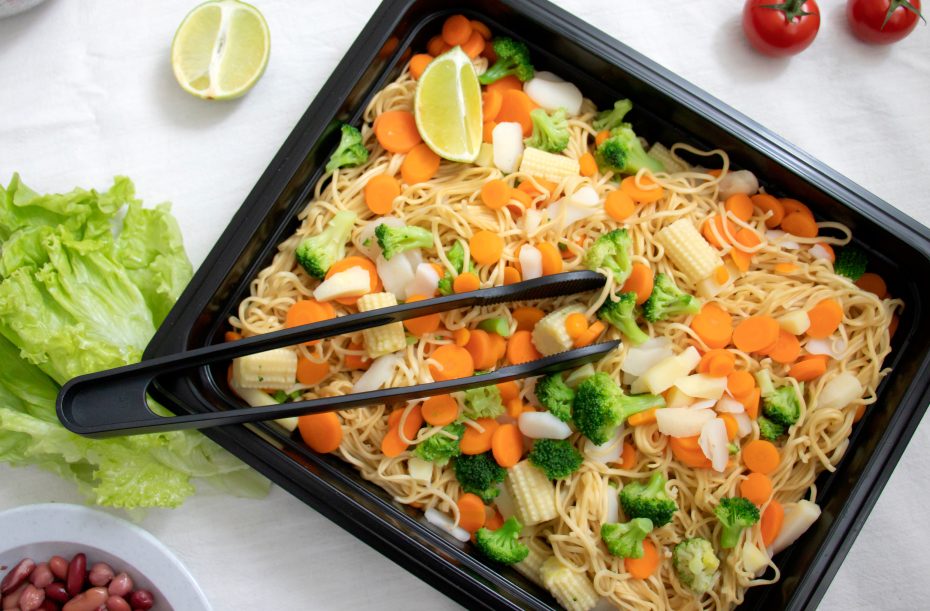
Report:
765,230,801,250
518,411,573,439
583,430,623,464
495,481,516,520
493,122,524,173
406,262,441,298
716,396,746,413
523,71,583,115
621,340,675,376
805,336,848,359
742,541,771,576
376,250,418,299
699,418,729,472
352,354,402,393
408,456,433,482
519,244,544,280
817,372,863,411
809,243,833,261
655,407,715,438
734,412,753,438
689,399,717,410
522,208,545,237
717,170,759,200
604,484,620,524
424,508,471,542
769,500,821,555
546,186,601,229
674,374,728,400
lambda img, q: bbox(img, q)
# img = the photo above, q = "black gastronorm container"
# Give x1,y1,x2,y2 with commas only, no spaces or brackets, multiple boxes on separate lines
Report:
142,1,930,608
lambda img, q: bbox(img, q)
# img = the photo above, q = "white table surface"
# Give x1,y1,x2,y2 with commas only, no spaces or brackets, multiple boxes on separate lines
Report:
1,1,928,609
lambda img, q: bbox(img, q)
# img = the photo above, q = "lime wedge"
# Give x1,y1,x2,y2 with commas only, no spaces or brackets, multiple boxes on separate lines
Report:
171,0,270,100
414,47,482,163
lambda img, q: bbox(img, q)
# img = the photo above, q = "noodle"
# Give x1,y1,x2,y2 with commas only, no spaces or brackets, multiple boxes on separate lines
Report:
229,63,900,610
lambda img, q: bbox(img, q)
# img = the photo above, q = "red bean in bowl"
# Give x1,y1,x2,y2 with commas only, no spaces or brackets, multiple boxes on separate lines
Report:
105,595,130,611
127,590,154,610
88,563,114,588
49,557,68,581
61,587,107,611
3,581,28,610
19,583,46,611
65,554,86,597
45,582,70,603
1,557,35,594
106,574,132,598
30,563,54,589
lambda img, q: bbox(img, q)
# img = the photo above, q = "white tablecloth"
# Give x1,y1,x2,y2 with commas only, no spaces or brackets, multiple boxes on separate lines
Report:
1,1,928,609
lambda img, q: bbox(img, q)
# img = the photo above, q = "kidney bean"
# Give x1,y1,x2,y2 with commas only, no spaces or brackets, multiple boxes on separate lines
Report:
40,600,61,611
19,584,46,611
1,558,35,594
127,590,153,610
104,596,130,611
62,587,107,611
87,564,114,588
65,554,86,597
30,563,54,589
45,582,70,603
106,574,132,598
2,582,27,609
48,557,68,581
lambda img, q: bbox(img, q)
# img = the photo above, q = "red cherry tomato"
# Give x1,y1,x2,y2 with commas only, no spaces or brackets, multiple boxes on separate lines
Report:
847,0,924,44
743,0,822,57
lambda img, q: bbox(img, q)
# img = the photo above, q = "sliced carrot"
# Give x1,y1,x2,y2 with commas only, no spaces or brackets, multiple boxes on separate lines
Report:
496,89,537,136
774,262,799,274
605,189,635,221
889,313,899,339
699,349,728,374
503,266,522,285
672,435,702,452
627,407,658,427
743,440,780,475
769,329,801,364
720,413,739,441
714,265,729,285
725,193,754,222
426,36,445,57
375,110,421,153
509,189,534,214
506,397,525,418
403,294,441,336
740,472,773,506
517,177,558,201
700,349,736,377
297,356,330,386
480,178,512,210
409,54,433,80
780,198,813,219
298,412,343,453
365,174,401,215
730,228,762,272
855,272,888,299
513,306,545,331
619,442,637,469
491,423,524,467
441,14,472,46
579,152,598,177
702,214,738,249
815,242,835,262
728,371,755,400
625,540,660,579
565,312,589,339
453,327,471,347
225,330,242,342
806,299,843,339
485,74,523,95
760,499,784,547
344,340,371,370
457,493,487,533
572,320,605,349
326,256,382,306
751,193,785,229
690,302,733,349
465,328,497,370
460,418,499,455
422,394,460,426
781,212,818,238
482,120,497,144
470,231,504,266
401,142,441,184
537,242,563,275
286,299,336,344
741,387,761,420
461,30,486,58
429,344,475,381
507,330,541,364
485,506,504,530
482,89,503,123
620,175,664,204
453,271,481,293
621,262,654,305
470,20,492,39
732,316,780,353
789,355,827,382
854,404,867,423
381,425,409,457
497,381,520,402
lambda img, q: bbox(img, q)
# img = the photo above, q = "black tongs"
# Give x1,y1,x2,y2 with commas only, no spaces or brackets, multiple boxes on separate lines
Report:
57,271,619,438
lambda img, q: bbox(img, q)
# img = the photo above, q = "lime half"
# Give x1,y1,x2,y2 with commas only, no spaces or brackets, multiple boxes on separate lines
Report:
414,47,482,163
171,0,270,100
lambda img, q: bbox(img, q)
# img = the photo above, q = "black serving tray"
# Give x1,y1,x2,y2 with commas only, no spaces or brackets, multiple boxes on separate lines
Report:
142,1,930,609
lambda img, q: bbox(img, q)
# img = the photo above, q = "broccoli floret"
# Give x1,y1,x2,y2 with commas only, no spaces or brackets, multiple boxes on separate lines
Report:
620,472,678,527
834,246,867,281
597,292,650,346
583,228,633,284
295,209,357,278
600,517,654,559
573,373,665,445
437,240,469,295
714,497,760,549
477,37,534,85
592,99,634,132
524,108,570,153
757,415,785,441
596,124,665,176
375,223,434,260
475,516,529,564
762,385,801,428
414,423,465,466
477,316,511,337
325,124,369,172
535,373,575,423
642,273,701,323
462,385,504,420
673,538,720,594
453,452,506,503
528,439,583,479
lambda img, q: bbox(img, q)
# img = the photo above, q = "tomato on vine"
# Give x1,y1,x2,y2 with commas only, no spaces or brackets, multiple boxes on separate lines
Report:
847,0,925,44
743,0,821,57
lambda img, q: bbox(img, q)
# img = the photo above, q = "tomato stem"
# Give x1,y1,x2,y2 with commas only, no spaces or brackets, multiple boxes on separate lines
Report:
759,0,817,22
883,1,925,29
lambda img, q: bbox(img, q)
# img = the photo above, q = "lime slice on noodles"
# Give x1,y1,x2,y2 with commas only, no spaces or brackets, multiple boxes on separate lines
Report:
415,47,483,163
171,0,270,100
